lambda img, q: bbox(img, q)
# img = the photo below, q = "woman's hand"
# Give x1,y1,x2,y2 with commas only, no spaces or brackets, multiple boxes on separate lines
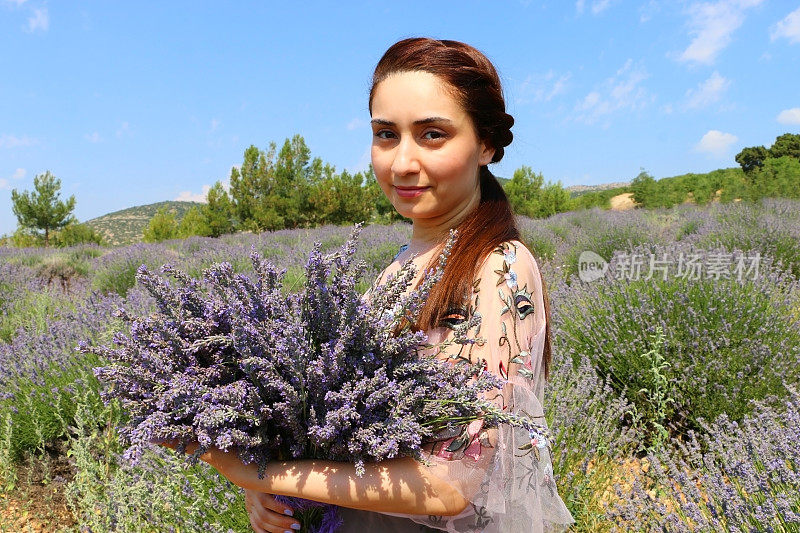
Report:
244,490,302,533
158,439,253,487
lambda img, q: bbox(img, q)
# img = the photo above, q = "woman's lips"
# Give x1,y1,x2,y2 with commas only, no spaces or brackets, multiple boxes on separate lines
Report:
395,186,430,198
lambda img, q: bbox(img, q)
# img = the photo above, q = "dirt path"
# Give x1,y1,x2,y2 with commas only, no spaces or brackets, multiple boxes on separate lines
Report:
1,490,73,532
610,192,636,210
0,451,75,532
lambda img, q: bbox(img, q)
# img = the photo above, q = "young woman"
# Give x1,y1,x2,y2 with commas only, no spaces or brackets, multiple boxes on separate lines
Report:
188,37,575,532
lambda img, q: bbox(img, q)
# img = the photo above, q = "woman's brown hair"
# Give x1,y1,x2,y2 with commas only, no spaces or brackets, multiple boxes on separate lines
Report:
369,37,553,379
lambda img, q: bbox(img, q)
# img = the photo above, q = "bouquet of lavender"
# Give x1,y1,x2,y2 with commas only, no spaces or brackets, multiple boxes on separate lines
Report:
87,225,534,532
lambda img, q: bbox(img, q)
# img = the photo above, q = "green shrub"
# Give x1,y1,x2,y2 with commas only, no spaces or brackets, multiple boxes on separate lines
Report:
675,218,702,241
53,223,105,247
0,413,16,491
92,260,140,297
91,249,167,297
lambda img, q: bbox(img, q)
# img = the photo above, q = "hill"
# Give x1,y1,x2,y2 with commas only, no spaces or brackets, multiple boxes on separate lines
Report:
85,201,201,246
566,181,631,197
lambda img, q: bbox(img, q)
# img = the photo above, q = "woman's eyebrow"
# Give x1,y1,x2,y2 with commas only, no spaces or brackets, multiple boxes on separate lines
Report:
370,117,454,126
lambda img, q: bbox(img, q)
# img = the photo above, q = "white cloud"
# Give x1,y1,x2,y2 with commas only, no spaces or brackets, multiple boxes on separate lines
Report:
84,132,101,143
771,7,800,44
0,168,25,190
685,71,730,109
115,121,130,137
591,0,615,14
574,59,650,124
209,119,220,132
580,92,601,109
25,7,48,32
576,0,618,15
678,0,764,65
347,118,365,131
175,184,211,203
4,0,29,6
777,107,800,125
0,134,37,148
516,71,571,104
639,0,661,23
695,129,738,157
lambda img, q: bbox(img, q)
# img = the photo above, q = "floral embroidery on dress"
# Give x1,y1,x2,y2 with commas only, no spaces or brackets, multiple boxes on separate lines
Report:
417,241,554,463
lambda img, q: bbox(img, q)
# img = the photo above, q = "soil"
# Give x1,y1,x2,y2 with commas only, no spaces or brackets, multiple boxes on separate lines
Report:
0,445,76,532
609,192,636,210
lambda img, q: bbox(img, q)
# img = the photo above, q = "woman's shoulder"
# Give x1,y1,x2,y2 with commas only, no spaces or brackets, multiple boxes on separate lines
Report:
391,243,409,262
477,239,540,278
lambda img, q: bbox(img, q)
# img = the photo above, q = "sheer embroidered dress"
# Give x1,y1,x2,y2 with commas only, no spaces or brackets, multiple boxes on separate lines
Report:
335,240,574,532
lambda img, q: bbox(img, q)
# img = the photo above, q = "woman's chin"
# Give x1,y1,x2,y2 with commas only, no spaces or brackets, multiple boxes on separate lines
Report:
391,200,420,219
393,204,429,220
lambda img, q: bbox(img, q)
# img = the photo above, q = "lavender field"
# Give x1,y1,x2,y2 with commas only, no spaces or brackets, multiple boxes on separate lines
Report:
1,199,799,532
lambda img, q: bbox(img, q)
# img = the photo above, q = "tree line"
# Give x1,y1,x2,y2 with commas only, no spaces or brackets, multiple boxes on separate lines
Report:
0,133,614,247
143,134,400,242
144,135,586,243
6,132,798,247
629,133,800,209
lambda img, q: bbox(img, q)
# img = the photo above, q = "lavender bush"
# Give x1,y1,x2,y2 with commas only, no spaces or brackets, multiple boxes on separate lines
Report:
0,291,148,458
553,241,800,442
65,393,250,532
687,198,800,279
543,354,637,529
608,388,800,531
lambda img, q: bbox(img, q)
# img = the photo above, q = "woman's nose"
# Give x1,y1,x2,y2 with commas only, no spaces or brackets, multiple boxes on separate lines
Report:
390,137,421,176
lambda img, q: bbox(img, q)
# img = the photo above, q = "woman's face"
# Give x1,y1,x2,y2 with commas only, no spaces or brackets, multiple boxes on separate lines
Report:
370,70,495,223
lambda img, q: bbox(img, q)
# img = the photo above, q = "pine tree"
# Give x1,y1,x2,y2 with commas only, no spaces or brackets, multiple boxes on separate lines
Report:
11,171,76,246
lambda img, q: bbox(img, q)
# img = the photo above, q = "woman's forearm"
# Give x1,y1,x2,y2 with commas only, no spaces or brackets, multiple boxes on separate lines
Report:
206,448,469,516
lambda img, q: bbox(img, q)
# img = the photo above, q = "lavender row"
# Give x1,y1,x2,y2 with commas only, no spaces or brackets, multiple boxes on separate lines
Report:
608,388,800,531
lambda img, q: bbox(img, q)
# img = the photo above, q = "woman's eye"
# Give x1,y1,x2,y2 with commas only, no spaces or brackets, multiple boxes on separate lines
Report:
423,130,446,140
374,130,395,140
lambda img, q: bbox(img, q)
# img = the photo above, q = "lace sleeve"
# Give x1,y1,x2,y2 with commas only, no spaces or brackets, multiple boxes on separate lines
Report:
382,240,575,532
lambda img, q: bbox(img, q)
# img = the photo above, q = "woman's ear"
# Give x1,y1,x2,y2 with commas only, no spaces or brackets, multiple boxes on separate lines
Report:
478,141,495,166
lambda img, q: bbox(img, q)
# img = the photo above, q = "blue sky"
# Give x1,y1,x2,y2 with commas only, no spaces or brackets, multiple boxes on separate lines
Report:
1,1,799,235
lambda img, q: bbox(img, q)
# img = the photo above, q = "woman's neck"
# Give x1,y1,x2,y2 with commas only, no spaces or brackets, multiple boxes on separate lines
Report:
408,187,480,251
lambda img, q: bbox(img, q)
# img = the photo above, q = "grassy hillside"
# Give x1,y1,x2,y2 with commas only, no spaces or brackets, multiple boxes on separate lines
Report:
566,167,749,210
84,201,201,246
566,181,631,198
